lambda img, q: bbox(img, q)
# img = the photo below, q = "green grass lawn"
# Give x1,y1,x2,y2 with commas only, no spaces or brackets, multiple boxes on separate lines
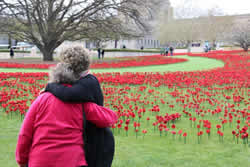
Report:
0,113,22,167
0,55,225,73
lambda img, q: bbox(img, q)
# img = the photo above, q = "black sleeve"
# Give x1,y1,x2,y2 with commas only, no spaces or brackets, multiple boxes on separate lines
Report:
45,75,103,104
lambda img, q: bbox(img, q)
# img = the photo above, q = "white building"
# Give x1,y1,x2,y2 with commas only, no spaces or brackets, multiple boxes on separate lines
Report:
0,34,16,47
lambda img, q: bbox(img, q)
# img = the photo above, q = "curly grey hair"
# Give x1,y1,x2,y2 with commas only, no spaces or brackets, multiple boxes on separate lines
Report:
59,46,90,78
49,63,78,84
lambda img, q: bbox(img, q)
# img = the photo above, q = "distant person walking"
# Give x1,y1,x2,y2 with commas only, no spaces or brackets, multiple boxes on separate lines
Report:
101,49,105,59
169,46,174,56
97,48,101,59
10,47,14,59
165,46,169,56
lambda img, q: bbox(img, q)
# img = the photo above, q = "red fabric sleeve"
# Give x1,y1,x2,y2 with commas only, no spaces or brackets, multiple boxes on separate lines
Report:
83,102,118,128
16,96,40,165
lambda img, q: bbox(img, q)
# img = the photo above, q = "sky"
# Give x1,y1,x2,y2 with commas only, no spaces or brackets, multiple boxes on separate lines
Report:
170,0,250,16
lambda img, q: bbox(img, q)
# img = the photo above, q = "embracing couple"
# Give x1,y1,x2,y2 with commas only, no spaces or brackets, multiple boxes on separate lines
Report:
16,46,118,167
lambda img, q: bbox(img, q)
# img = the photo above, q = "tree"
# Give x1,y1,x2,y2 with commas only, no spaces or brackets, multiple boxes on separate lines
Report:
155,0,204,52
198,8,233,49
155,16,202,52
230,23,250,51
155,3,235,52
0,0,160,61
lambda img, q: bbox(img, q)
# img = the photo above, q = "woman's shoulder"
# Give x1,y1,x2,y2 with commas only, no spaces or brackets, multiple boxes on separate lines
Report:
79,74,99,83
37,92,56,102
29,92,55,109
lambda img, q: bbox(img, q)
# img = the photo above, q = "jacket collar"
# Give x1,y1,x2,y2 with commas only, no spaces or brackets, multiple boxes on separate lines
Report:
80,70,91,78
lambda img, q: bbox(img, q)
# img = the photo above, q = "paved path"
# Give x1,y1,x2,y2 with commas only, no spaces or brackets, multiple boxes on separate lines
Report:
0,55,224,73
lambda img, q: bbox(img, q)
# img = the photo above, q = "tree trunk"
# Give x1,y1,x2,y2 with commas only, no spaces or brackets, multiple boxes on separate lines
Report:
187,40,191,53
242,43,248,51
243,47,248,51
37,41,62,62
212,40,216,50
8,34,12,48
114,40,118,49
42,49,54,61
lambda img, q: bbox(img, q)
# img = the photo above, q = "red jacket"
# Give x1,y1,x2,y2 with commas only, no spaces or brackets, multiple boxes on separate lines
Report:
16,92,117,167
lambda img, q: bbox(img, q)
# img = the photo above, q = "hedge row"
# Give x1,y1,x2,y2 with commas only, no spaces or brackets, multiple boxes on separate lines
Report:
92,49,162,53
0,49,30,53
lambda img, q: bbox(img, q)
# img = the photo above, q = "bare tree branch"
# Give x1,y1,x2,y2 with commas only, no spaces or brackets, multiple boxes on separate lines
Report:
0,0,161,61
229,22,250,51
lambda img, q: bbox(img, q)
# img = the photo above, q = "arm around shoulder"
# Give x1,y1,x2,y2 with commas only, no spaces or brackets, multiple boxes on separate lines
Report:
83,102,118,128
45,76,97,102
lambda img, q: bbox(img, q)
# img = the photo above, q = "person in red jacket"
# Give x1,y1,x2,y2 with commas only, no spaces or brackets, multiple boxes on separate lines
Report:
16,63,118,167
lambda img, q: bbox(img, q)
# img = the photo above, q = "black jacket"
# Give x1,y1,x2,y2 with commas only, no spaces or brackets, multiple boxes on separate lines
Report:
45,74,114,167
45,74,103,105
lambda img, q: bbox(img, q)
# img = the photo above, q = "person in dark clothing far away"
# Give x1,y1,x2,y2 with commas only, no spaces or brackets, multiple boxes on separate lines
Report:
165,46,169,56
10,47,14,58
101,49,105,59
169,46,174,56
97,48,101,59
45,46,115,167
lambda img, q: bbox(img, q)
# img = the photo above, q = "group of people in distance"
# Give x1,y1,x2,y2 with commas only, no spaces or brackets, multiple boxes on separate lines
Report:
161,46,174,56
15,46,118,167
97,48,105,59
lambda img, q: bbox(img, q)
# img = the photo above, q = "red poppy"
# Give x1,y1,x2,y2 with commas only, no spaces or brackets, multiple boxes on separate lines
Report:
117,124,122,128
124,126,129,131
171,131,176,135
216,124,221,129
165,128,170,132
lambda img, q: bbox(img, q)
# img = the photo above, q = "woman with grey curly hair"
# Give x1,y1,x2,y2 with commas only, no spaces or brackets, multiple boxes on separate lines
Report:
48,62,78,84
45,46,115,167
59,46,90,79
16,62,117,167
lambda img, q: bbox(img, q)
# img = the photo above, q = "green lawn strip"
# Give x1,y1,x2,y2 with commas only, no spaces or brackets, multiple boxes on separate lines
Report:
113,136,249,167
0,113,22,167
93,55,224,73
0,55,224,73
0,68,49,72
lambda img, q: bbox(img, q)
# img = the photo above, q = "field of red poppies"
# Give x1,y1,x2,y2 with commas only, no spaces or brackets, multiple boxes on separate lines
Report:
0,50,249,167
0,50,249,144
